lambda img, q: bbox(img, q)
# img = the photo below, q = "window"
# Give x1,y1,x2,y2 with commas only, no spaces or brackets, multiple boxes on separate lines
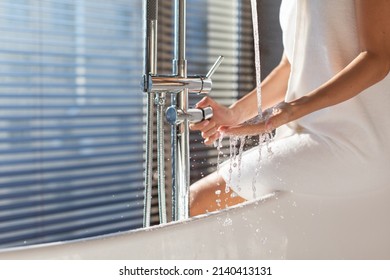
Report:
0,0,144,249
0,0,279,248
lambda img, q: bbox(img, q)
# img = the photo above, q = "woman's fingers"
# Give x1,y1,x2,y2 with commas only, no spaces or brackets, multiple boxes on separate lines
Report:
201,125,218,139
190,119,216,132
189,120,210,131
204,131,221,146
218,122,266,137
189,118,219,144
191,101,291,141
195,96,217,109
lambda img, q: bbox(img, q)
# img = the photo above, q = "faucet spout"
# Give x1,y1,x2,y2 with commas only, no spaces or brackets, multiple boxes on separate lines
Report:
145,75,212,95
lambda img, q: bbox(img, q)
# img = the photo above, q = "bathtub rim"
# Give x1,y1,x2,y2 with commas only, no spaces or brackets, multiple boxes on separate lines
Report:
0,192,278,255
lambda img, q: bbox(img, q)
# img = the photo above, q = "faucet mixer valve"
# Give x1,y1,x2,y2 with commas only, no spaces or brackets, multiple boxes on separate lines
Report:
142,56,224,95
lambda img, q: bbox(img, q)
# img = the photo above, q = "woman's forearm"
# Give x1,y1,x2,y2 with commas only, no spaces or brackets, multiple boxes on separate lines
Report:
290,51,390,120
291,0,390,120
229,54,291,124
219,52,389,137
219,0,390,138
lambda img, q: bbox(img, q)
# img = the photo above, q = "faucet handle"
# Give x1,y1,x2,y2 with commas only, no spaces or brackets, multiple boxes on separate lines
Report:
205,56,224,79
187,107,213,123
166,106,213,125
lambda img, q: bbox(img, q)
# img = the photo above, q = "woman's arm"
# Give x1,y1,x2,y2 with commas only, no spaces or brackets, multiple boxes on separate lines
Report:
190,53,291,145
229,53,291,124
220,0,390,136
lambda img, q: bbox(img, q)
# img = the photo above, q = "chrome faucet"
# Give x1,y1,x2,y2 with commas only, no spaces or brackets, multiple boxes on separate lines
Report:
142,0,223,226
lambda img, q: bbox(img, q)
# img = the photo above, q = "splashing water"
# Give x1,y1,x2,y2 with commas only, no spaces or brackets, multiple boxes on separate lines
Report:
236,136,246,192
250,133,273,199
251,135,263,199
226,136,239,193
225,136,247,194
216,133,224,176
222,217,233,227
215,134,224,205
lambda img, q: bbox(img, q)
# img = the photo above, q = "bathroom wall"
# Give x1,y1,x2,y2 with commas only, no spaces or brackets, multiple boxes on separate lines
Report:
258,0,283,79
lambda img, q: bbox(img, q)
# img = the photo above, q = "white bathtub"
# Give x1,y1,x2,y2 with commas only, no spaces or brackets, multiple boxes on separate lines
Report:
0,187,389,259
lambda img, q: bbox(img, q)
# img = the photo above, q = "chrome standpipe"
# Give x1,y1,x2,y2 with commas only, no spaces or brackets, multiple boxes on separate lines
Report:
155,92,167,224
173,0,189,220
143,0,158,228
142,0,223,225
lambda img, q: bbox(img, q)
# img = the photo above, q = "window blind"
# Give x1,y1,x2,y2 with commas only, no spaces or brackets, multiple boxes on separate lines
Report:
0,0,261,248
0,0,145,249
187,0,256,183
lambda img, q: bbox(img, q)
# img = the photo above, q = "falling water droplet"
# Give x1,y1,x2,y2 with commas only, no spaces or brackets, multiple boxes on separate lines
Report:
222,217,233,227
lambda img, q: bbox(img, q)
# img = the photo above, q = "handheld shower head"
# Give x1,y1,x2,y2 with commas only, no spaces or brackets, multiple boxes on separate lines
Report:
147,0,158,21
143,0,159,79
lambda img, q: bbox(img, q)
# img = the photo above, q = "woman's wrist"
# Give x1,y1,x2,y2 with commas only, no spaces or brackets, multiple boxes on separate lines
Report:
286,96,313,123
228,103,247,125
229,99,260,124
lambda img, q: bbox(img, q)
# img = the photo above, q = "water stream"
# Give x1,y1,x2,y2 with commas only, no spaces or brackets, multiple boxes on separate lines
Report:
250,0,262,118
215,0,270,204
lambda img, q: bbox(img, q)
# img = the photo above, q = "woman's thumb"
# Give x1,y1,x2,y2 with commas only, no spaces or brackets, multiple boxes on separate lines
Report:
196,96,216,108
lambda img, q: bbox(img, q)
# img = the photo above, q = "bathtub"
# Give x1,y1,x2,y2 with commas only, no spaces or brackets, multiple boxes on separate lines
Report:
0,187,389,260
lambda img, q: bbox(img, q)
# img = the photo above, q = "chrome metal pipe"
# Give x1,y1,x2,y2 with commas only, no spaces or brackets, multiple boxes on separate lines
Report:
149,75,212,94
156,92,167,224
170,95,178,221
143,0,158,228
172,0,189,220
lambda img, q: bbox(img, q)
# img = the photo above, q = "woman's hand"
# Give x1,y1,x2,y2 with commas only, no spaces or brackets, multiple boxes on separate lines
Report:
218,101,293,137
189,97,240,145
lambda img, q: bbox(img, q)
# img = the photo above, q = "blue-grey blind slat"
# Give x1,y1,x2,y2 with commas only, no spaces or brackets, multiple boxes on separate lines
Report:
0,0,256,247
0,0,145,248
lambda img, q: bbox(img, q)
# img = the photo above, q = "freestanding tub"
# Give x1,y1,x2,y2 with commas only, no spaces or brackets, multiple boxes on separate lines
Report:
0,186,389,260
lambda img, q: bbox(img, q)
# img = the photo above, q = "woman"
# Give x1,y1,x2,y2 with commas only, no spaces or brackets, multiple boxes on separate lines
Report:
190,0,390,216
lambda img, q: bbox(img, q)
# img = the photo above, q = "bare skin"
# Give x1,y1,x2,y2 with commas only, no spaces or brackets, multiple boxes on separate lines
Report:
190,0,390,216
190,172,246,216
190,55,291,216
